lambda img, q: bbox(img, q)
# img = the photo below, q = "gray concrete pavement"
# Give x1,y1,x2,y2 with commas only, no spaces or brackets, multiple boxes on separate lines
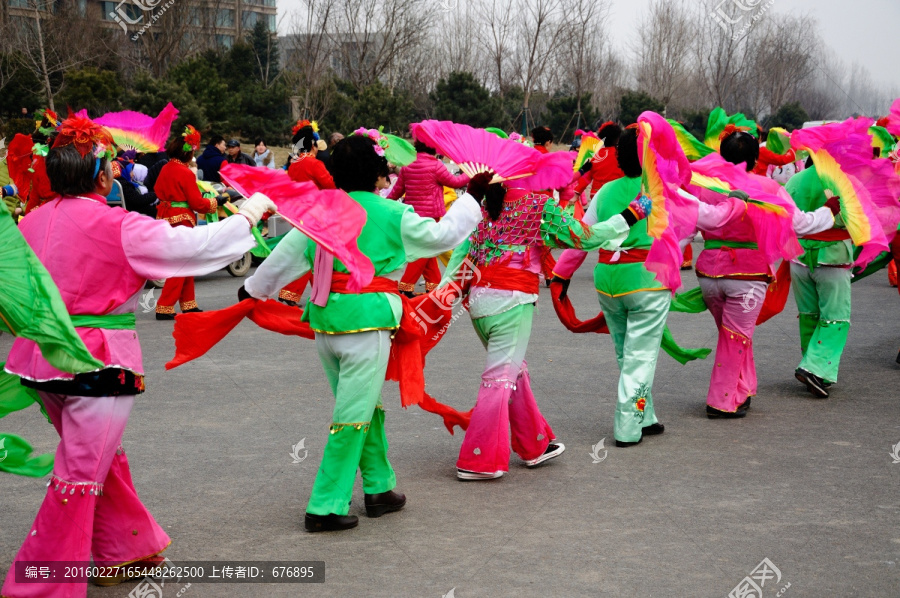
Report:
2,248,900,597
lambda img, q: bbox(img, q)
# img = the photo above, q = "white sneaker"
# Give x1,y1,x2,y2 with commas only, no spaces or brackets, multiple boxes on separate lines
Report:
524,442,565,467
457,468,505,481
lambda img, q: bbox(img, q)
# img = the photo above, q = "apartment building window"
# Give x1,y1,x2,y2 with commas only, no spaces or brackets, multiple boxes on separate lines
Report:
100,0,143,23
216,34,234,48
215,8,234,28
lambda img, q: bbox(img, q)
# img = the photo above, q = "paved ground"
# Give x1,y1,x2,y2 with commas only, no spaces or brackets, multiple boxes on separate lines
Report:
2,245,900,597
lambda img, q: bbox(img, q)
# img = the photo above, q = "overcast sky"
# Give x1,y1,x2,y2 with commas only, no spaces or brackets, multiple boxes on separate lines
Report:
276,0,900,91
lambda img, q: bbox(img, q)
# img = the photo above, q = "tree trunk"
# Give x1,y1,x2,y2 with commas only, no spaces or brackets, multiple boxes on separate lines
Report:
33,9,54,111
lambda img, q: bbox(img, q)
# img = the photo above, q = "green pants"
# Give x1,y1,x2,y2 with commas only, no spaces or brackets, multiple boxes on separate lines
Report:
307,330,397,516
597,290,670,443
790,263,851,384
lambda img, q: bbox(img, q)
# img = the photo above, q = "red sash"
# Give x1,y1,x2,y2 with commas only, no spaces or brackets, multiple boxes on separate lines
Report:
597,248,650,264
802,229,851,242
470,265,540,294
329,272,400,295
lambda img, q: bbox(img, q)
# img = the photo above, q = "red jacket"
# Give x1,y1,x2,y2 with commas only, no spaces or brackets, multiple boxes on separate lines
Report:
575,147,624,196
387,153,469,219
155,160,217,227
288,154,335,189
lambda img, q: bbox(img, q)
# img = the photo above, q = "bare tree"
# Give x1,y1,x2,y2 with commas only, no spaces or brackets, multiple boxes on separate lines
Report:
556,0,610,130
511,0,562,131
749,14,818,118
693,0,761,112
633,0,692,116
11,0,106,110
326,0,433,91
480,0,516,95
283,0,339,120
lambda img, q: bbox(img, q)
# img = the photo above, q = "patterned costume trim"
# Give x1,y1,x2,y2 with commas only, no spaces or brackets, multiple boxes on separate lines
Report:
155,304,175,314
163,213,197,227
279,289,302,302
329,422,371,434
47,475,103,496
180,300,198,311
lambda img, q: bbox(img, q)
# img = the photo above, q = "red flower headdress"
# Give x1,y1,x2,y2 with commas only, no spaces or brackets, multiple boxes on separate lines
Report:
719,124,752,141
51,115,115,160
182,125,201,152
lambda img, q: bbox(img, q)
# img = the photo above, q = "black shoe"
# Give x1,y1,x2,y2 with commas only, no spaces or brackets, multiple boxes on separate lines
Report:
706,405,748,419
642,423,665,436
400,290,416,299
795,368,829,398
304,513,359,532
278,298,299,307
615,436,643,448
364,490,406,518
182,307,203,313
155,312,175,321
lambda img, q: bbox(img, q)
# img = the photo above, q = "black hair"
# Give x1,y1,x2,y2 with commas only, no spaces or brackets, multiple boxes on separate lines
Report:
484,182,506,221
330,135,389,192
720,131,760,172
255,139,267,147
598,123,622,148
413,140,436,155
617,128,642,178
291,126,315,152
209,135,224,146
46,144,109,196
531,126,553,146
165,135,194,163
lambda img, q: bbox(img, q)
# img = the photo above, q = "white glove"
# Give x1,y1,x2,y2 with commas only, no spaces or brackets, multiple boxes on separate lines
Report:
238,192,277,227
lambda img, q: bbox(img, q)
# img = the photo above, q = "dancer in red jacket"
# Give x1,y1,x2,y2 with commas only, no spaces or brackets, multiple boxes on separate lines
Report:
388,138,469,295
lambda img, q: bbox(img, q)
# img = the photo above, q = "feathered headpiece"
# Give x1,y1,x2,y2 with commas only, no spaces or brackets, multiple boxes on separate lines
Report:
51,115,115,160
292,119,320,140
182,125,201,152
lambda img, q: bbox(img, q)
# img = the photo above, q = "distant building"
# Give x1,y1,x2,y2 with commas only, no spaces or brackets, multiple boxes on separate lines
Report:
5,0,276,48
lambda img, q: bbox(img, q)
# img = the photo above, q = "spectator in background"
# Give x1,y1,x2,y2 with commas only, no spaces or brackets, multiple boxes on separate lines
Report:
225,139,256,167
254,139,276,169
531,126,554,154
112,158,158,218
317,132,343,168
196,135,227,182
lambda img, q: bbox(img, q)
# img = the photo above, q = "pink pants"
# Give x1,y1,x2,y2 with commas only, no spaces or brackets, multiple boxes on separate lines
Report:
699,278,767,412
1,393,170,598
457,304,554,474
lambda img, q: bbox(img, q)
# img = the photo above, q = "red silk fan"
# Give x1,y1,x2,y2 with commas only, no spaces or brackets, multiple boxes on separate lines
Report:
410,120,539,180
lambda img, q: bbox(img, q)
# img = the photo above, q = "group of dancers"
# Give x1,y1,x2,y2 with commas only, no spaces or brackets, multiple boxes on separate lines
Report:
2,101,900,597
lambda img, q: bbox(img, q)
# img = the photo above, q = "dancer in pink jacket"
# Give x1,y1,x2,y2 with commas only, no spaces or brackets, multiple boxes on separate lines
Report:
388,139,469,295
2,116,274,598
